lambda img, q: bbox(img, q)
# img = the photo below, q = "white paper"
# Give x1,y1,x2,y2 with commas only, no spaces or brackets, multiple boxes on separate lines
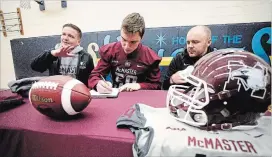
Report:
90,88,119,99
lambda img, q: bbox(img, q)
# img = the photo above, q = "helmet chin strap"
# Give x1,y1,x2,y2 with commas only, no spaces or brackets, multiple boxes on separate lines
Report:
201,122,239,131
200,121,258,131
199,111,260,131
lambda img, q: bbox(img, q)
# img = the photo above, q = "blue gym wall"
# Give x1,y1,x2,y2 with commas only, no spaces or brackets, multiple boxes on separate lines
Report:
10,22,271,81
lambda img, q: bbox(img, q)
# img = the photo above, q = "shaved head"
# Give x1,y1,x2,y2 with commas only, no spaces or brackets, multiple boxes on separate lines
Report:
188,25,211,40
186,25,212,57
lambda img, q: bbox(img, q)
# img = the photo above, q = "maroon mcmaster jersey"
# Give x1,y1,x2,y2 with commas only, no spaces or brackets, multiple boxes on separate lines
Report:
88,42,162,90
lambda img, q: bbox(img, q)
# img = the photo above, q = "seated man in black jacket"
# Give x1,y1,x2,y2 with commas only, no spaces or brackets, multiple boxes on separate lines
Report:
31,23,94,87
162,25,213,90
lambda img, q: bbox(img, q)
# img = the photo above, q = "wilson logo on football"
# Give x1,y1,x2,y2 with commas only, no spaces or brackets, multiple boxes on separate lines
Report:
31,94,54,103
31,82,59,90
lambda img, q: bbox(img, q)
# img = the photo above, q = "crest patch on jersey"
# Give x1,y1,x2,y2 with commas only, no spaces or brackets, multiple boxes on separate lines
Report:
125,60,131,68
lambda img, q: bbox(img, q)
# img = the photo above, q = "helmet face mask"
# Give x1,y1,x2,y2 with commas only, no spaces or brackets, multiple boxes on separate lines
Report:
166,49,271,130
167,75,210,127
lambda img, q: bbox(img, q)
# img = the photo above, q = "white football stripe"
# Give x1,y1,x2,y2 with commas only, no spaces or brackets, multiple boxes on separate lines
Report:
61,79,82,115
29,84,34,105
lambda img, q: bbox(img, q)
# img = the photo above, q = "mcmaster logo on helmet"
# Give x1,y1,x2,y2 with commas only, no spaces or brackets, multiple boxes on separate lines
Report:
224,61,268,99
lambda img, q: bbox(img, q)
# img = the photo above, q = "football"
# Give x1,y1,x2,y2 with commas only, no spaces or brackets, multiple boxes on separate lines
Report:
29,75,91,119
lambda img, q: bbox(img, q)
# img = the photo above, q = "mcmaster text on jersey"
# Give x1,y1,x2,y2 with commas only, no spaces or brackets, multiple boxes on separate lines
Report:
188,136,257,154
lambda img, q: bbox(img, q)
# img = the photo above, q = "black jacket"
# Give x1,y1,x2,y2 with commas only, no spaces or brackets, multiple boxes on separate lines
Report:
31,49,94,87
162,47,213,90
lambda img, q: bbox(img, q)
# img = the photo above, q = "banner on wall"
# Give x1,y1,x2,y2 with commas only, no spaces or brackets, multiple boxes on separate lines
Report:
10,22,271,80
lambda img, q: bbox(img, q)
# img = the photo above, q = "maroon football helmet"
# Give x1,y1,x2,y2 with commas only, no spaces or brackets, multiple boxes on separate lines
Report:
167,49,271,130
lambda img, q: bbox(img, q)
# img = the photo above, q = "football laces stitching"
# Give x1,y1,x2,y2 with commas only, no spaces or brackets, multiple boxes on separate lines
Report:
32,82,59,90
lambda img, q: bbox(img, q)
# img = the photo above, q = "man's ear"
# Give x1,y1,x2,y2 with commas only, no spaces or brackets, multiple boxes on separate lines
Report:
77,39,81,46
207,39,212,46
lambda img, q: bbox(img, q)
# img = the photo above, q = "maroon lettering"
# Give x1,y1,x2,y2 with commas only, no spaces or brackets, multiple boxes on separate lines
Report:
197,140,204,148
215,138,224,150
229,140,238,152
237,141,247,152
222,139,231,150
187,137,258,155
188,136,196,146
204,138,214,149
244,141,257,154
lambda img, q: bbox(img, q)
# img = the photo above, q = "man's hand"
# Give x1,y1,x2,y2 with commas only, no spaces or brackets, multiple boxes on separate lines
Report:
51,45,76,57
119,83,141,92
170,66,194,84
96,80,113,94
170,72,187,84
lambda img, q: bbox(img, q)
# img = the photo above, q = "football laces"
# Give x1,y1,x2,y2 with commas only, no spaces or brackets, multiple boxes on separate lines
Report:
31,81,59,90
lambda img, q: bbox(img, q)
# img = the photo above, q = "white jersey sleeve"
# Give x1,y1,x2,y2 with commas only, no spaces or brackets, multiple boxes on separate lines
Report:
116,103,272,157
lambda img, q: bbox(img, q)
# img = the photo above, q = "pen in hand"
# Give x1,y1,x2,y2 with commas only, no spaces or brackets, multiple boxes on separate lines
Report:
99,74,113,92
100,74,106,82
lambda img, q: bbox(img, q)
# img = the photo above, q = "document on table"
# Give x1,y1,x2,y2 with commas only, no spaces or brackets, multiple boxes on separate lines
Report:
90,88,119,99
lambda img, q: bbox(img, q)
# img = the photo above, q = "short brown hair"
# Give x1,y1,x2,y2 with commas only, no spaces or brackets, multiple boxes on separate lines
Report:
63,23,82,39
121,13,145,38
